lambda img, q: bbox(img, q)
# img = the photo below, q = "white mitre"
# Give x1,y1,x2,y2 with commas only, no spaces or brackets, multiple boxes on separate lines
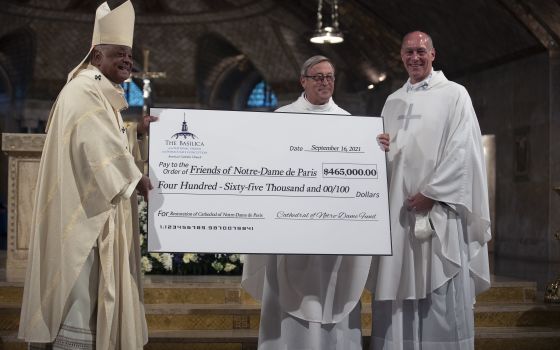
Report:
67,0,135,82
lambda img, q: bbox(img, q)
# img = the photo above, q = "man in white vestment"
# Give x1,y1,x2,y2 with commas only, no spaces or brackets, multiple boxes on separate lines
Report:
242,55,371,350
369,31,491,350
18,1,153,349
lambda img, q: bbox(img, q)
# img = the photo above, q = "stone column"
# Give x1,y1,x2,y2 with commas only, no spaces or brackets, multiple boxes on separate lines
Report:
549,48,560,264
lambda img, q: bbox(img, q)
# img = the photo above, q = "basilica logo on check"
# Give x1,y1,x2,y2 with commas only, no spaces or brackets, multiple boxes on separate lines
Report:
172,113,198,139
157,110,207,159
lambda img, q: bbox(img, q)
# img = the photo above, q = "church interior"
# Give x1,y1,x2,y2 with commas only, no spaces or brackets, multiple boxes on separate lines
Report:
1,0,560,348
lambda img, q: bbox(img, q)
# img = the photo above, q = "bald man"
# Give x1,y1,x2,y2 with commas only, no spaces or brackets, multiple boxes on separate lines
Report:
370,31,491,350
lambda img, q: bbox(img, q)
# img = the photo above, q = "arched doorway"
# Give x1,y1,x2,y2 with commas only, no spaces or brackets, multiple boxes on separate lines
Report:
196,33,277,111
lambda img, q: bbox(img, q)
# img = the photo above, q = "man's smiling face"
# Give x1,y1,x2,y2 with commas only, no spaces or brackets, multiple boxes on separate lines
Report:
92,44,133,84
300,61,335,105
401,31,435,84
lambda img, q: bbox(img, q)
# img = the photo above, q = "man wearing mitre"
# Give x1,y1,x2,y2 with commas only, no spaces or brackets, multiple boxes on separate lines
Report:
19,1,152,349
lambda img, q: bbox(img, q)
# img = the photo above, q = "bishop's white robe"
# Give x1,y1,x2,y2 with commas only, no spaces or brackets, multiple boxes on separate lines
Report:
242,94,371,350
18,66,148,349
368,71,491,350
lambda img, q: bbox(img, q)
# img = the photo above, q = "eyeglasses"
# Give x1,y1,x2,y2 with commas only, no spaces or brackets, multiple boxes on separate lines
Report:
304,74,335,83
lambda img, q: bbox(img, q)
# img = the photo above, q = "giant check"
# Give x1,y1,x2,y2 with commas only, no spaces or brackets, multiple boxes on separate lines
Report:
148,108,391,255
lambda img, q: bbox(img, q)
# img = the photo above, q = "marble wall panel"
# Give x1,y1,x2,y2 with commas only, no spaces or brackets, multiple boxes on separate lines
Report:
2,133,45,282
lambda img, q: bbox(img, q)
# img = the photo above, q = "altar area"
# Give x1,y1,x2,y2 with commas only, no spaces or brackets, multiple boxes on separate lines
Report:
1,133,560,349
1,255,558,350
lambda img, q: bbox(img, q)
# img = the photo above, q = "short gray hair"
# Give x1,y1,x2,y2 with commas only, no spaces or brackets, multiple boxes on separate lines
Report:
300,55,335,76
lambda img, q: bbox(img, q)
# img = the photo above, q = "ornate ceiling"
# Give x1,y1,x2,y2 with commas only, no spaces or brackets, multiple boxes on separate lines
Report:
0,0,558,104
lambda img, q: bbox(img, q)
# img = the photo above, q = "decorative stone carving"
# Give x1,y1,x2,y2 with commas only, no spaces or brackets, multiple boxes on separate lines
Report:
2,133,46,153
1,133,45,282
